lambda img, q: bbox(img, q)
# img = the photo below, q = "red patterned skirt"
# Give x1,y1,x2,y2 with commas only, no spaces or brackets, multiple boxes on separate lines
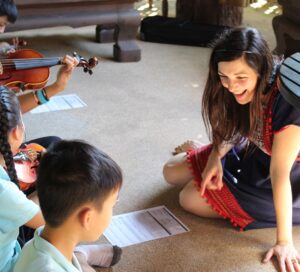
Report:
187,145,255,231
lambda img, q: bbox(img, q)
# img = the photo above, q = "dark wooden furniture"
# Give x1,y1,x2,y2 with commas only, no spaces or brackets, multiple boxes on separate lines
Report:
6,0,141,62
162,0,246,27
272,0,300,56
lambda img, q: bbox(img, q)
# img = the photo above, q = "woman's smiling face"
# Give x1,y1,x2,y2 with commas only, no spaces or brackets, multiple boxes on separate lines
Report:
218,56,259,105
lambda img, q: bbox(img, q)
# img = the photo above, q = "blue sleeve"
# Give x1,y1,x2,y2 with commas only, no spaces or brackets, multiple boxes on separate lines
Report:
272,93,300,132
0,181,39,233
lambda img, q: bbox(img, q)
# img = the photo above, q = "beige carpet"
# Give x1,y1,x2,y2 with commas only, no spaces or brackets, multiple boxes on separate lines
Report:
3,6,299,272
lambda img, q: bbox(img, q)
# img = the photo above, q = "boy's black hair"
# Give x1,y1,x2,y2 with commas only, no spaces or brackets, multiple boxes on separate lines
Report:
36,140,123,227
0,0,17,23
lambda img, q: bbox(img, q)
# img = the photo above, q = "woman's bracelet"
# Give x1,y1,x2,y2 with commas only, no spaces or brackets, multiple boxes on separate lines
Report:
33,88,49,105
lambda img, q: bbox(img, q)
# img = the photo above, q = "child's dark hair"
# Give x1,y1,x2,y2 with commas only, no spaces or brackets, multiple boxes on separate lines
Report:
0,85,21,185
0,0,17,23
37,140,123,227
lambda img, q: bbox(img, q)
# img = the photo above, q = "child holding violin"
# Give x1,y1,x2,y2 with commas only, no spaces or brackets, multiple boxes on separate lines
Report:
0,1,81,172
0,87,122,272
0,86,45,272
0,0,79,194
0,2,120,270
0,0,79,116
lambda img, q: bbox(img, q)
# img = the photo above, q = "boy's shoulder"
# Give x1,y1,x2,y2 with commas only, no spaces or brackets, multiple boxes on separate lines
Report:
14,238,56,272
14,244,57,272
14,228,82,272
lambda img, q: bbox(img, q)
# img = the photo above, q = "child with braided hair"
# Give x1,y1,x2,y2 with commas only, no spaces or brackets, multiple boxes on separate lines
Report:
0,85,43,272
0,86,122,272
0,0,80,247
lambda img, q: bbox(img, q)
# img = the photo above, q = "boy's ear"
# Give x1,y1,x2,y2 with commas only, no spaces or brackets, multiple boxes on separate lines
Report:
78,207,93,230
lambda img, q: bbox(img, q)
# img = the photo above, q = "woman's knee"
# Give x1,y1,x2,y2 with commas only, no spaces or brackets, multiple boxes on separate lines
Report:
179,185,196,211
163,162,179,185
179,182,221,218
163,154,192,185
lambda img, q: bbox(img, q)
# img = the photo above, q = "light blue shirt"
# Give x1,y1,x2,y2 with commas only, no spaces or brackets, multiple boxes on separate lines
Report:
0,166,39,272
14,227,82,272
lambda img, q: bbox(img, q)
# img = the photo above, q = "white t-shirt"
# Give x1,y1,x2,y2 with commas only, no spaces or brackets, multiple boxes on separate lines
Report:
14,227,82,272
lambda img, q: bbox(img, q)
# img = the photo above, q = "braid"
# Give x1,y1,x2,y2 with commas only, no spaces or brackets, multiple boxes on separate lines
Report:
0,87,21,186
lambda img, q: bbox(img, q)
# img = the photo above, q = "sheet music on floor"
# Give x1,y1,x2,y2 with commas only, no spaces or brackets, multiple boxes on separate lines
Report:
30,94,87,114
103,206,189,247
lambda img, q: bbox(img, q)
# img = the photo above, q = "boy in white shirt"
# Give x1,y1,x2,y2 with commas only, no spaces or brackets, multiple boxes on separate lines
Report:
14,140,123,272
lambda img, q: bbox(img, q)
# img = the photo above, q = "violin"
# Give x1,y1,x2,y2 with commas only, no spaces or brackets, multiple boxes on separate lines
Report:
14,143,45,191
0,49,98,93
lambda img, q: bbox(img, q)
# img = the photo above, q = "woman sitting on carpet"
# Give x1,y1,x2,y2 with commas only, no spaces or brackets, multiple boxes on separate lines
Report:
163,27,300,272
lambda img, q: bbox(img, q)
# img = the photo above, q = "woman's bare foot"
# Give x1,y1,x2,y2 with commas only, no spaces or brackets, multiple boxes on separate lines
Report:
172,140,202,155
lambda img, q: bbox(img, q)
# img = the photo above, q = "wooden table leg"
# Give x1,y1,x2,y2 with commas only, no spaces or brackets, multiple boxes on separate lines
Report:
162,0,168,17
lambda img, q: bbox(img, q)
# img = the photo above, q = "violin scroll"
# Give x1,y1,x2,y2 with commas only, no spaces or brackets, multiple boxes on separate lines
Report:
72,52,98,75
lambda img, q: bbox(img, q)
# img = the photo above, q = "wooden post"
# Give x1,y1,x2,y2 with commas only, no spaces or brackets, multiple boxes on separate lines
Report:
176,0,243,27
162,0,169,17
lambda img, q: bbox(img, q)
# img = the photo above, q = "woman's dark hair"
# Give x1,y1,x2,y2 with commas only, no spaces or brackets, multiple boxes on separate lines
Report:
37,140,123,227
0,85,21,184
202,27,278,148
0,0,17,23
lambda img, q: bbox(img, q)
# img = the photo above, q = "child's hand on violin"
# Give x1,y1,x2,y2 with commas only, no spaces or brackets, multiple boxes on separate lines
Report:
14,143,46,162
0,41,10,48
0,42,15,56
53,55,79,91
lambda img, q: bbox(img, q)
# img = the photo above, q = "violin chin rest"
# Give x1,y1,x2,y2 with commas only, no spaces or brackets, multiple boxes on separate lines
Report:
15,160,37,191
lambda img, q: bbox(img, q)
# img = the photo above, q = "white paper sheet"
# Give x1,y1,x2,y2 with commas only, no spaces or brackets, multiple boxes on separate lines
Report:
30,94,87,114
104,206,189,247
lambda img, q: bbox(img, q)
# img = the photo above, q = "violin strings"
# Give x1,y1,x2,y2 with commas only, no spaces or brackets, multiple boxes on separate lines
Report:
0,57,60,61
0,58,62,69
